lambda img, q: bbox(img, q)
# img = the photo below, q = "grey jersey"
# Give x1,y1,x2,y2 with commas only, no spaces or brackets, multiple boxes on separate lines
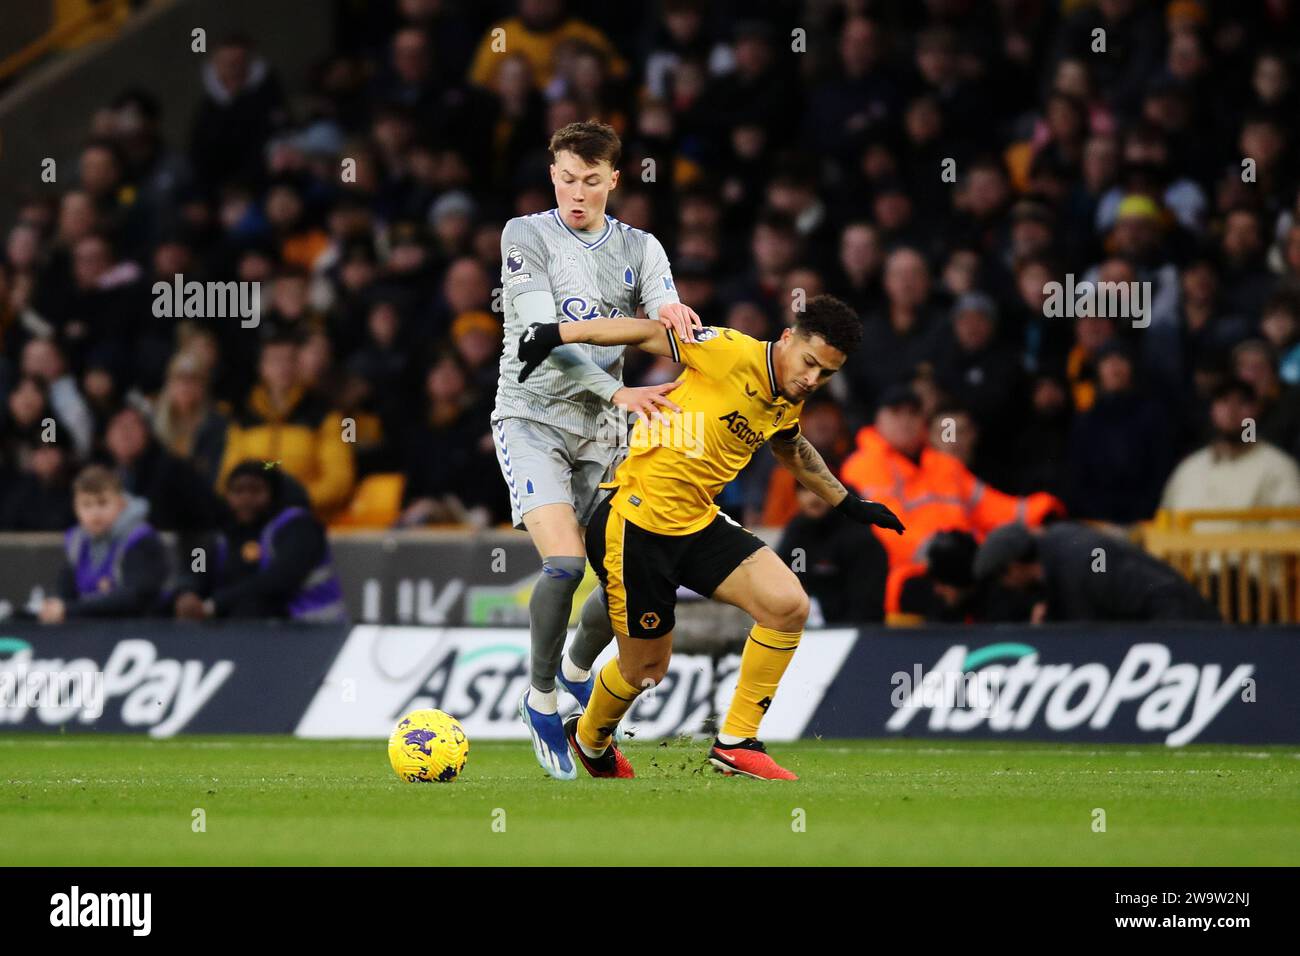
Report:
493,209,679,439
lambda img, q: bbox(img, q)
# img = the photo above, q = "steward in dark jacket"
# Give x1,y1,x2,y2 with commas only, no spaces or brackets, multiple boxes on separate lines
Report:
173,461,345,622
974,521,1219,623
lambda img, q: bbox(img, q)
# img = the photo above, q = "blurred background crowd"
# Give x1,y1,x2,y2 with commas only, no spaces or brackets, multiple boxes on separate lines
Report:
3,0,1300,622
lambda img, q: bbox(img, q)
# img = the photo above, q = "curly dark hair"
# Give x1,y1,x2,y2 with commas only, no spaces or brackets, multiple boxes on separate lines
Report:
794,294,863,355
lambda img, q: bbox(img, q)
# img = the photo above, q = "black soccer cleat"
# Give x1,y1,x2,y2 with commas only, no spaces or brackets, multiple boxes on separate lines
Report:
563,714,635,778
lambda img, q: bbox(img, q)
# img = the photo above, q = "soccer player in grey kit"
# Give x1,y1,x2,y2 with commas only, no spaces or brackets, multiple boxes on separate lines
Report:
493,121,703,779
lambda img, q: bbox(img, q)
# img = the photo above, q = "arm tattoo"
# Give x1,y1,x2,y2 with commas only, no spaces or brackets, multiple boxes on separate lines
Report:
772,434,848,505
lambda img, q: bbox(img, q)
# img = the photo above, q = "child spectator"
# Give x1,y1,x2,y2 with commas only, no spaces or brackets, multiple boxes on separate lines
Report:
40,465,167,622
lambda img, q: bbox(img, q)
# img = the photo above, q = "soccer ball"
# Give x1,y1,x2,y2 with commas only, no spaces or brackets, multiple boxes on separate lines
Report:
387,709,469,783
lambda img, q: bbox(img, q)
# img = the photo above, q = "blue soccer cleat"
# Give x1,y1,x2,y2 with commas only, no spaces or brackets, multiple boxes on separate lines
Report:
518,691,577,780
556,669,594,710
555,667,632,742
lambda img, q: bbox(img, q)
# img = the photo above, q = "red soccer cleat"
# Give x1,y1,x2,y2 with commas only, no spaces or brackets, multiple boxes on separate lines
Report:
564,714,635,778
708,738,798,780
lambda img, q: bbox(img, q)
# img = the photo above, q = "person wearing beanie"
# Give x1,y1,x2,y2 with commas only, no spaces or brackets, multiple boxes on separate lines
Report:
172,460,345,622
973,521,1218,623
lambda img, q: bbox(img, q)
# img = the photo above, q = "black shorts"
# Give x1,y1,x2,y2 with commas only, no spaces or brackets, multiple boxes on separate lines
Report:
585,493,766,638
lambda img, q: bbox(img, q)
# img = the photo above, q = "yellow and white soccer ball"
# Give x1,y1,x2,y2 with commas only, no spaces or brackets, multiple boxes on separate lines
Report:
388,709,469,783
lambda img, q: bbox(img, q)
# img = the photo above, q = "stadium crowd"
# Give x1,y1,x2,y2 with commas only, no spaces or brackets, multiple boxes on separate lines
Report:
3,0,1300,624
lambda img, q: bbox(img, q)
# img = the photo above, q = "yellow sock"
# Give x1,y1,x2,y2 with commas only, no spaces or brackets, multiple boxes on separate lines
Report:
722,624,802,739
577,657,641,753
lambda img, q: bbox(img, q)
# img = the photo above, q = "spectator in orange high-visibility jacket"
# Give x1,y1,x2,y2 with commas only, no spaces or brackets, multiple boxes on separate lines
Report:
840,385,1065,576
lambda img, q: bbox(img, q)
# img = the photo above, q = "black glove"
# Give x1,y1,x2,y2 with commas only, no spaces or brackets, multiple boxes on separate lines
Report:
836,494,905,535
516,321,564,382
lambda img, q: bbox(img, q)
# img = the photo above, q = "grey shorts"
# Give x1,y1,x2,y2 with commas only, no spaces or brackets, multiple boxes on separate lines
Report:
491,418,624,530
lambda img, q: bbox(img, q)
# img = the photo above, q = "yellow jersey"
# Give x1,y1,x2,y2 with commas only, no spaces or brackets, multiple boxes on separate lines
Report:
603,327,802,535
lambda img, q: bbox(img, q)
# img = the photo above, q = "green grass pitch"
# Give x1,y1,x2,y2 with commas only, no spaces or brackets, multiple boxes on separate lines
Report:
2,736,1298,866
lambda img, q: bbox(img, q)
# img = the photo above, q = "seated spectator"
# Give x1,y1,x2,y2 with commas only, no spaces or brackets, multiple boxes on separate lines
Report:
973,521,1219,623
1144,257,1251,393
349,298,417,423
929,402,978,464
335,368,393,477
80,359,122,443
1159,378,1300,523
776,485,887,624
101,403,219,533
432,256,493,335
467,1,627,93
264,182,331,273
19,338,94,458
1218,205,1275,319
261,266,328,340
398,353,498,527
450,310,502,395
934,292,1025,464
40,232,150,394
152,352,229,487
1259,294,1300,385
173,461,345,622
39,465,167,623
217,332,356,518
1003,372,1072,498
0,260,32,375
1232,338,1300,455
0,441,76,531
190,33,287,190
829,221,885,319
845,247,949,405
1,375,68,472
1065,340,1175,524
840,384,1064,573
1064,314,1117,413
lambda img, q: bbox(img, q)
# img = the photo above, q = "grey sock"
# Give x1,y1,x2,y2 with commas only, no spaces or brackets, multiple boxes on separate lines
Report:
567,586,615,672
528,556,587,693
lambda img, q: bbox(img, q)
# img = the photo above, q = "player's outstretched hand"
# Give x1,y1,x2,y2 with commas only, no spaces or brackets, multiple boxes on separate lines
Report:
835,494,906,535
612,381,681,424
517,321,563,382
658,302,702,344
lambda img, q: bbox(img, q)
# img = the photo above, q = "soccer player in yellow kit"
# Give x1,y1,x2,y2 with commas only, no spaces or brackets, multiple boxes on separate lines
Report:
516,294,905,779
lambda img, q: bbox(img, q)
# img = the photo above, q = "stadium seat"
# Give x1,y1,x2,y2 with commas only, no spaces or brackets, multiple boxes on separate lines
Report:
329,473,405,529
